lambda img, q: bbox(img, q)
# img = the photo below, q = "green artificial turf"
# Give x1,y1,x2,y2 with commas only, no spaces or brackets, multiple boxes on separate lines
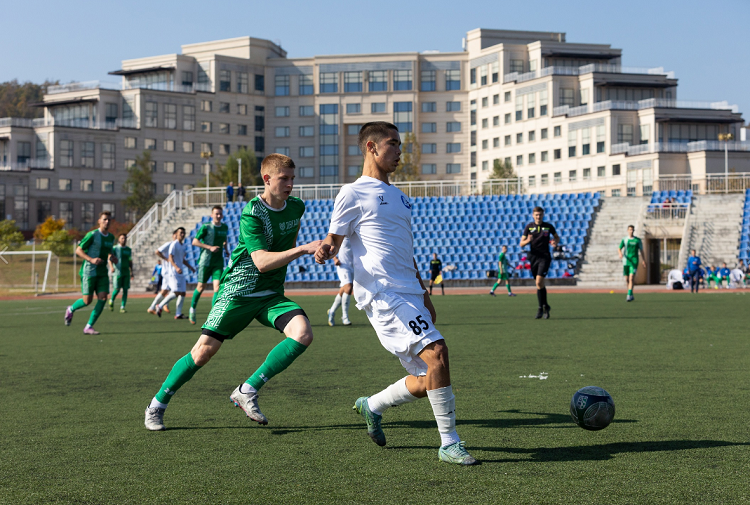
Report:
1,292,749,504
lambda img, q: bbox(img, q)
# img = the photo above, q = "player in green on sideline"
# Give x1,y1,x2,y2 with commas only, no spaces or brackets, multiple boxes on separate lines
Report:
489,245,516,297
190,206,229,325
618,225,646,302
64,211,117,335
109,233,134,313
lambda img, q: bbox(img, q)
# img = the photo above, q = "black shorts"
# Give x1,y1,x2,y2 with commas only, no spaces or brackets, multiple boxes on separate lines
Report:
529,255,551,278
430,270,440,280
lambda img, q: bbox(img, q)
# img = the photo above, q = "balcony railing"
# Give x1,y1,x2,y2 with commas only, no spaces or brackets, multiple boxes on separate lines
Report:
613,141,750,156
0,117,139,130
504,64,674,84
47,80,121,94
555,99,738,118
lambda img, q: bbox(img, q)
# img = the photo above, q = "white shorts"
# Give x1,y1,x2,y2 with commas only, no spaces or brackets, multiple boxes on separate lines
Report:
159,274,171,292
362,291,444,377
168,271,186,293
337,265,353,287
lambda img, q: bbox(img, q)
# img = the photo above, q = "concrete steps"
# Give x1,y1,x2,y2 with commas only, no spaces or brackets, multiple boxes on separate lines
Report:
680,194,743,267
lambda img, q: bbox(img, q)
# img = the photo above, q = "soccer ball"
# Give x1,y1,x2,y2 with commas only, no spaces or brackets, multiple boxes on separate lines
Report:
570,386,615,431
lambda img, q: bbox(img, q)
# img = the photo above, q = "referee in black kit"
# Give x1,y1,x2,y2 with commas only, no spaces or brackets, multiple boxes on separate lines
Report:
520,206,560,319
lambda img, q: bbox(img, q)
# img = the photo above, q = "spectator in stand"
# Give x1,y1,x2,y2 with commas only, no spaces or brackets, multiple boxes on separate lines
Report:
704,264,714,288
236,183,246,203
686,249,702,293
715,262,731,289
226,181,234,203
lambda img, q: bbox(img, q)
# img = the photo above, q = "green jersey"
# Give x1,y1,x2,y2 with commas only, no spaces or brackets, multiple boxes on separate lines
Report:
196,222,229,267
220,195,305,298
498,252,512,273
111,245,132,278
79,230,115,277
619,236,643,265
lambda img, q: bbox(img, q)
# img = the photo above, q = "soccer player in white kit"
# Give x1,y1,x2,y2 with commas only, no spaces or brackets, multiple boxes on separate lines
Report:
315,122,477,465
327,236,353,326
156,227,195,319
148,231,177,315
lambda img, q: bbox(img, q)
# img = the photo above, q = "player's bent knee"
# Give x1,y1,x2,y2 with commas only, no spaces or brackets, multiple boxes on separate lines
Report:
282,313,313,346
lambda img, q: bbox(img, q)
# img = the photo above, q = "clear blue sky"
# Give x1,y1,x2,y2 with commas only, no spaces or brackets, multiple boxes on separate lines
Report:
2,0,748,122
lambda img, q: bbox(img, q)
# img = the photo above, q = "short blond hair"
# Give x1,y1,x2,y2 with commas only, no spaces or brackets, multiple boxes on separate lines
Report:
261,153,295,176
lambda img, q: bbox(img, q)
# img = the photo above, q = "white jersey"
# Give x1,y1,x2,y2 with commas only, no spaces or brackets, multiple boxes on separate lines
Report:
329,176,423,307
168,240,187,276
158,241,173,276
338,236,353,268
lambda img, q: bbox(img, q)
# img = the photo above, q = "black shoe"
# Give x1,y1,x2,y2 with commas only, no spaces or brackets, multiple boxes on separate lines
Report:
535,307,543,319
489,291,496,297
543,305,551,319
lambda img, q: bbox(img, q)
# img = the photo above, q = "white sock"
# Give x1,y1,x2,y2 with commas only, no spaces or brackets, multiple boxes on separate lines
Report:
367,376,418,415
239,383,257,395
176,295,184,316
149,398,168,410
341,293,351,320
150,293,164,309
329,293,342,314
426,385,460,447
159,292,177,309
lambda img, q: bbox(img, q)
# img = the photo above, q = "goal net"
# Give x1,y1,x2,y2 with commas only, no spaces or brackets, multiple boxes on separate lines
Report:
0,250,61,294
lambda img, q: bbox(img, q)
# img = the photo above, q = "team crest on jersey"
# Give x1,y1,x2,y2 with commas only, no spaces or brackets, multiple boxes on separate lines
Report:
378,195,388,205
279,218,300,235
401,195,411,209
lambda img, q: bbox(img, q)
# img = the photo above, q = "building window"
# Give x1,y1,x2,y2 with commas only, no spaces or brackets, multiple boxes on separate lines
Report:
510,60,524,73
554,172,562,183
493,137,500,148
80,179,93,192
81,202,95,230
102,180,114,193
504,135,511,146
219,123,230,135
515,96,523,121
275,147,290,156
142,101,156,127
422,143,437,154
541,151,548,162
35,178,49,190
344,71,363,93
569,170,577,182
446,121,461,132
161,140,174,152
320,72,338,93
582,128,591,155
161,183,174,194
583,168,591,180
59,179,72,192
183,141,194,153
299,105,314,117
420,122,436,134
299,74,313,95
255,136,265,153
298,167,314,178
275,127,290,137
160,104,176,129
597,166,606,177
481,139,488,150
275,75,290,96
422,102,437,113
219,144,230,155
219,70,231,92
218,102,229,114
611,189,621,197
346,103,361,114
393,102,412,132
491,62,499,83
422,163,437,174
299,126,314,137
201,121,212,133
612,164,621,176
446,163,461,174
201,142,212,154
99,143,114,170
529,131,536,142
597,125,606,153
493,116,499,127
618,124,634,144
516,155,523,166
420,70,436,91
183,163,194,174
345,166,359,177
554,126,561,137
124,137,136,149
445,70,460,90
527,93,536,119
528,175,536,187
554,149,561,160
369,70,387,92
481,97,488,108
275,106,290,117
568,146,576,157
371,102,386,114
299,146,315,158
347,124,361,135
560,88,574,106
446,101,461,112
516,133,523,144
446,143,461,153
81,141,95,168
470,68,476,86
182,105,195,131
481,118,488,129
580,89,589,106
237,104,247,115
164,161,175,173
124,159,135,170
346,145,360,156
144,138,156,150
504,113,511,125
541,128,548,140
393,70,412,91
237,124,247,136
255,74,265,92
201,100,212,112
236,72,248,94
480,65,488,86
529,153,536,164
255,116,264,132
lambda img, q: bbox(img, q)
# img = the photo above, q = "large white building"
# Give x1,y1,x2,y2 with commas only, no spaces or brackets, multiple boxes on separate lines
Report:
0,29,746,230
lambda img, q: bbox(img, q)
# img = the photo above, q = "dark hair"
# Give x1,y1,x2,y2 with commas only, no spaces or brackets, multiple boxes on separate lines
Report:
99,211,112,219
118,233,127,239
174,227,186,234
212,205,223,213
627,224,635,230
533,206,545,214
358,122,399,155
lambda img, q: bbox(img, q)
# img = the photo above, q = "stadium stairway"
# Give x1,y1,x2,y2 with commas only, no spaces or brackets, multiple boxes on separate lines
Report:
130,207,210,291
680,194,743,267
577,197,648,286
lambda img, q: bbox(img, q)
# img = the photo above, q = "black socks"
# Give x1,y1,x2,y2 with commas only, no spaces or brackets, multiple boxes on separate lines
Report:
537,287,548,307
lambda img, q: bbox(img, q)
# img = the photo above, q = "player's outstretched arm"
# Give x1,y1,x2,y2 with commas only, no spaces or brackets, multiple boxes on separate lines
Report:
251,239,323,273
314,233,344,264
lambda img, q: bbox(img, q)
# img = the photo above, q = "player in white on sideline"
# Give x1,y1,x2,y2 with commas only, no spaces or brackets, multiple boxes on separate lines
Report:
327,236,354,326
315,122,477,465
156,227,195,319
148,231,178,315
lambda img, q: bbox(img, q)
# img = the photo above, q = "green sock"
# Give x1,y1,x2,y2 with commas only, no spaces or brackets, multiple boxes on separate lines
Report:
121,289,128,307
155,353,202,404
506,283,512,293
70,298,88,312
212,291,218,306
191,289,202,309
245,338,308,391
628,289,633,296
87,299,106,326
110,290,119,304
491,282,499,293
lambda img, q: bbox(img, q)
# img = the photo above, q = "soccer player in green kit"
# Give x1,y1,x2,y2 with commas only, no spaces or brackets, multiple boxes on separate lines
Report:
189,206,229,324
618,225,645,302
64,211,116,335
489,245,516,297
109,233,134,312
144,154,322,431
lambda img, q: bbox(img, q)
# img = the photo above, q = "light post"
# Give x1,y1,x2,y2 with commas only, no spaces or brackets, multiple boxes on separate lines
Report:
200,150,213,204
238,157,242,188
718,133,734,193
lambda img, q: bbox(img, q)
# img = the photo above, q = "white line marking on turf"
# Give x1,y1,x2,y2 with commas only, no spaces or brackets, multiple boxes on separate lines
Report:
519,372,548,380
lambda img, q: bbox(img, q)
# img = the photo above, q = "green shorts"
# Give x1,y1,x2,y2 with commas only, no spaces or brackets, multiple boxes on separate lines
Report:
198,260,224,284
113,276,130,291
202,291,304,340
81,274,110,296
497,272,510,281
623,264,638,277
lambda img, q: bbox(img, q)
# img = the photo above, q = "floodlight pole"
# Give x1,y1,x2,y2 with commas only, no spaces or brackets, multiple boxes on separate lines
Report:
201,151,213,205
719,133,734,193
238,158,242,187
